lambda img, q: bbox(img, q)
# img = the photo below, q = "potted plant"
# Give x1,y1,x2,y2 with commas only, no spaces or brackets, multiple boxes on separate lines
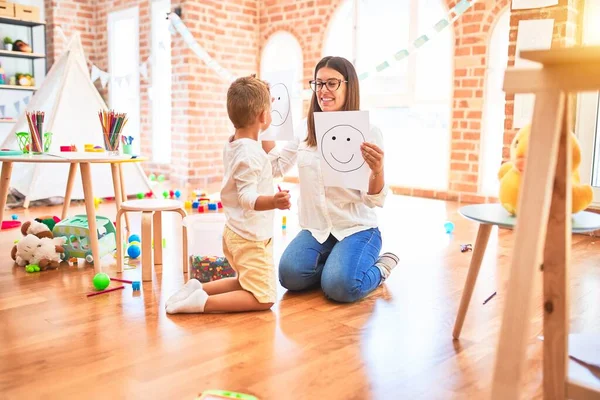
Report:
3,37,13,51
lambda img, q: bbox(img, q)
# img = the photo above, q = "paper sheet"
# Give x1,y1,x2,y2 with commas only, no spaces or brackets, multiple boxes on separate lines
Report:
259,70,295,141
513,19,554,129
512,0,558,10
314,110,372,192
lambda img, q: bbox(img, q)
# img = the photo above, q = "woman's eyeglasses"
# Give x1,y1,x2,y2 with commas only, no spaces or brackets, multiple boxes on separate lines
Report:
309,78,347,92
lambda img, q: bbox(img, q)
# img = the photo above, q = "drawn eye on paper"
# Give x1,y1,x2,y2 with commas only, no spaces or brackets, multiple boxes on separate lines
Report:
270,83,290,127
320,124,366,173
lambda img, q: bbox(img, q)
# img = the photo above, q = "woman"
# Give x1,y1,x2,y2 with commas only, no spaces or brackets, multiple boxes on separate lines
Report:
262,56,399,303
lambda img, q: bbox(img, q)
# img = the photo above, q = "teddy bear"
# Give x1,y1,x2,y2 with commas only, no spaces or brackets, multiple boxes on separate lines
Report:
498,123,594,216
10,219,55,264
11,235,65,270
21,219,54,239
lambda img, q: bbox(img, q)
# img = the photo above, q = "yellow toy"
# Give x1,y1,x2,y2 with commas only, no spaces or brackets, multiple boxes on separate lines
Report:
498,124,593,215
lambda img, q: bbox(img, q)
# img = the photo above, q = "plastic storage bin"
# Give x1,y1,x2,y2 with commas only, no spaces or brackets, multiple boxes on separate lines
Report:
183,213,236,282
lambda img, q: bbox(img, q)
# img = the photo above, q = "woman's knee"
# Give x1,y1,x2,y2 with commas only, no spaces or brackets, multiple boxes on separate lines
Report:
321,274,361,303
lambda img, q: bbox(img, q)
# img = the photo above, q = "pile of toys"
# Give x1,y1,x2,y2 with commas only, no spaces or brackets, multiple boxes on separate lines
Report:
185,190,223,213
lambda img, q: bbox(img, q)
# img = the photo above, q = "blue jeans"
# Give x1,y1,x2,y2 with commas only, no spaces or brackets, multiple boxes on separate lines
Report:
279,228,383,303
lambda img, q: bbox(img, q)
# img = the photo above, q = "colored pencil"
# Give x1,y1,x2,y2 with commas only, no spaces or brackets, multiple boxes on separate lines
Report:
110,278,133,284
87,285,125,297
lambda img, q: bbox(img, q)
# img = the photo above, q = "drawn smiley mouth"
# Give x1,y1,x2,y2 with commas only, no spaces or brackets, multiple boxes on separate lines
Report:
330,152,354,164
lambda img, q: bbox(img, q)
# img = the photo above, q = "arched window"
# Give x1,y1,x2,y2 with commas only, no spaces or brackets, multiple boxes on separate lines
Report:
480,9,510,196
323,0,452,189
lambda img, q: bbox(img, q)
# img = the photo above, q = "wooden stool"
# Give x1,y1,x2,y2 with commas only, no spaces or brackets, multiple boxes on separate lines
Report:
116,199,188,282
453,203,600,340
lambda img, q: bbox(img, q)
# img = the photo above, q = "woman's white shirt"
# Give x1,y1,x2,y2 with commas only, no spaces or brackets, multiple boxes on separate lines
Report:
267,118,389,244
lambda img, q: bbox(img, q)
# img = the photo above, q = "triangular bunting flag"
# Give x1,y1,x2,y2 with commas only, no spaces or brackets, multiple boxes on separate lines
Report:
91,65,101,83
23,96,30,105
0,105,5,118
100,71,109,88
14,100,20,114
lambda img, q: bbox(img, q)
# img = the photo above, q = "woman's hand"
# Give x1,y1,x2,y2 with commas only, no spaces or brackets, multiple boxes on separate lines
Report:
361,142,384,174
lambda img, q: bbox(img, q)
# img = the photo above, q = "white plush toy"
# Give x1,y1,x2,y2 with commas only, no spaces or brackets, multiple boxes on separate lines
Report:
12,234,40,267
11,235,65,270
30,237,66,270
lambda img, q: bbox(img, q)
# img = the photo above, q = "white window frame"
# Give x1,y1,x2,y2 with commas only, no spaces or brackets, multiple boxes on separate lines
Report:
575,0,600,207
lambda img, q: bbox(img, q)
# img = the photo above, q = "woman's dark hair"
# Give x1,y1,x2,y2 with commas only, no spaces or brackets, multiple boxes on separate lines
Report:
306,56,360,147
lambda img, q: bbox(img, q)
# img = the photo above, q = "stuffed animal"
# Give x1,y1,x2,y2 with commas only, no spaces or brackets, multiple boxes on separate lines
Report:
11,235,65,270
21,220,53,239
498,124,594,215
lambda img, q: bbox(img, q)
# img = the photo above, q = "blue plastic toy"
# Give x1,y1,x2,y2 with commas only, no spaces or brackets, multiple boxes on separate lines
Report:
132,281,140,291
127,244,141,259
192,201,199,209
444,221,455,234
208,203,218,211
128,234,140,243
175,190,181,198
11,214,18,220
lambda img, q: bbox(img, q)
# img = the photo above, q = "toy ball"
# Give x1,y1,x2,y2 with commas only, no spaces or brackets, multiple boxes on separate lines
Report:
184,200,192,209
149,173,156,181
11,214,18,220
157,174,165,182
93,273,111,290
127,245,141,259
128,234,140,243
175,190,181,198
162,190,168,199
192,201,199,209
136,193,144,199
444,221,455,234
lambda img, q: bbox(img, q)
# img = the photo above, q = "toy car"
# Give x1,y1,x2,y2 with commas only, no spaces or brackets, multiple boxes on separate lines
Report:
52,215,117,264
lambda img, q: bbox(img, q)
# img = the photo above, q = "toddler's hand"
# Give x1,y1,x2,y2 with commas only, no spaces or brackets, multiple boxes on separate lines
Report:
273,191,291,210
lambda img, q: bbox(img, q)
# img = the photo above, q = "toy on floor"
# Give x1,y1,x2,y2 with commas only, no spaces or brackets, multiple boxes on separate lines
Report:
52,215,117,264
34,215,61,231
87,286,124,297
132,281,141,291
93,272,111,290
126,234,141,259
12,235,66,270
498,123,593,215
197,390,258,400
460,244,472,253
444,221,454,234
1,220,21,230
11,214,17,220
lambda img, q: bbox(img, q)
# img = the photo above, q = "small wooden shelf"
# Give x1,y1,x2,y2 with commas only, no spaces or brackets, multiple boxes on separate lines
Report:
0,84,37,91
0,119,16,123
0,50,45,59
0,15,45,27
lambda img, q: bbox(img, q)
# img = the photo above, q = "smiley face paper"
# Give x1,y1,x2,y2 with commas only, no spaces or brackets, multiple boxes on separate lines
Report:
315,110,372,191
260,70,294,141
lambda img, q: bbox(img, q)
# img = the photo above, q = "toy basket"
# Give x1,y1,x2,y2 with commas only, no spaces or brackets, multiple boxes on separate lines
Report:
183,213,236,281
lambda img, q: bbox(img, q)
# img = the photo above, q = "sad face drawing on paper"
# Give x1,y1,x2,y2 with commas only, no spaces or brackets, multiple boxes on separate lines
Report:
270,83,291,127
320,124,366,173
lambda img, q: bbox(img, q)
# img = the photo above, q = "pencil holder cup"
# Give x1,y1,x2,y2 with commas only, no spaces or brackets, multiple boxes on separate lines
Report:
123,144,133,155
16,132,30,154
103,135,120,156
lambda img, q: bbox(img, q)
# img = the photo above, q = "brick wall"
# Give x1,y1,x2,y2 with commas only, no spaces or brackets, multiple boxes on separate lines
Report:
43,0,584,203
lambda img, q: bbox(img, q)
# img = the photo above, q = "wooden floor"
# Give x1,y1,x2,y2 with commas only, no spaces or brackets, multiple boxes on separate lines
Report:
1,187,599,400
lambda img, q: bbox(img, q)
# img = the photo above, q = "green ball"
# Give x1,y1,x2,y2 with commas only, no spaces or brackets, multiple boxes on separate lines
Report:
149,173,156,181
33,265,40,272
157,174,165,182
25,265,35,273
93,273,111,290
136,193,144,199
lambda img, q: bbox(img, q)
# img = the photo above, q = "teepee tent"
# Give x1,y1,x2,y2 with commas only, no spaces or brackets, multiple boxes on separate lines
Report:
1,34,152,206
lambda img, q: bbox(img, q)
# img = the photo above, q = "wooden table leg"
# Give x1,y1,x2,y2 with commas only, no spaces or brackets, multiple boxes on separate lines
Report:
61,162,78,220
542,100,571,399
453,223,493,339
0,162,13,227
79,163,101,274
118,164,131,232
491,90,566,399
116,209,125,273
153,211,162,265
176,208,188,275
110,162,123,218
141,211,153,282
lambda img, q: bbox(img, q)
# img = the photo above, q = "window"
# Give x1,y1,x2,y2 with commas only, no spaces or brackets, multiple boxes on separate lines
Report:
151,0,172,163
575,0,600,207
108,7,140,154
260,30,304,177
323,0,452,189
480,9,510,196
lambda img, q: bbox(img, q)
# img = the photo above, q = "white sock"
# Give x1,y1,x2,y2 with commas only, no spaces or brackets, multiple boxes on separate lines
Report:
376,252,399,284
166,289,209,314
165,279,202,308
